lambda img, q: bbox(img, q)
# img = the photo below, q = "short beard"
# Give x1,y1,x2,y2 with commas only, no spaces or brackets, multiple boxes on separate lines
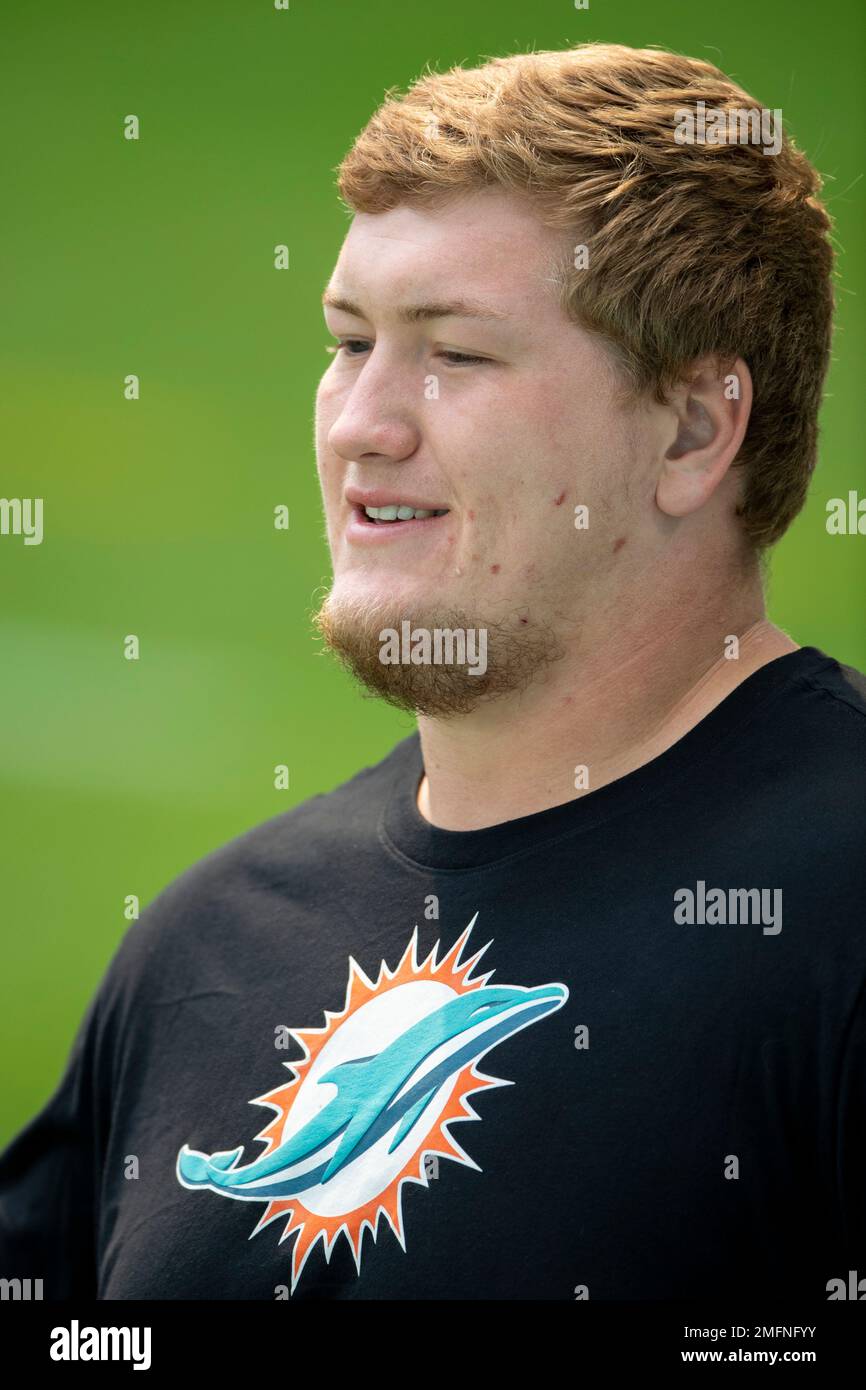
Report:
312,590,566,719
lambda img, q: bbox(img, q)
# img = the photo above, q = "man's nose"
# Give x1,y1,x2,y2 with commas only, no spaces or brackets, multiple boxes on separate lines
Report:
326,357,421,465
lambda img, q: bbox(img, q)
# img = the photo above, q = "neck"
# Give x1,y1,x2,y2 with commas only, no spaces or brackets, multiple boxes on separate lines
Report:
415,558,797,831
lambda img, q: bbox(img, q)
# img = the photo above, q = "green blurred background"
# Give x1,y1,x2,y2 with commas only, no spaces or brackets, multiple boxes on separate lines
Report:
1,0,864,1143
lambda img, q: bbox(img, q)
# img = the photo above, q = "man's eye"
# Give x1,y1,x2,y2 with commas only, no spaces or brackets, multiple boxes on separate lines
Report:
326,339,371,357
326,341,490,366
437,350,491,366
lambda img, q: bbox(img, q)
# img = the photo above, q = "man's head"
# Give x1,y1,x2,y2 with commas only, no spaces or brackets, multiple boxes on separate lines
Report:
313,44,834,716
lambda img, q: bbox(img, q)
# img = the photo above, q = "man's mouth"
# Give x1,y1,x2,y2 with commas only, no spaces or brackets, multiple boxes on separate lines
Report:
343,488,452,541
360,503,450,525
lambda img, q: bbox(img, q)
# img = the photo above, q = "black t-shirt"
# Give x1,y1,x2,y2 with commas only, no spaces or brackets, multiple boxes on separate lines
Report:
1,645,865,1301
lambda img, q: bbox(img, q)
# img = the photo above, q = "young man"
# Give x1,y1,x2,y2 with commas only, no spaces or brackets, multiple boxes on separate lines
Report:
1,43,863,1301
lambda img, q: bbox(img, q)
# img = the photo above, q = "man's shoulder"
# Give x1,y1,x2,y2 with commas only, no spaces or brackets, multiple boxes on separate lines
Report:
104,734,417,988
766,648,866,770
161,730,414,899
794,649,866,726
749,648,866,880
781,649,866,796
208,731,416,878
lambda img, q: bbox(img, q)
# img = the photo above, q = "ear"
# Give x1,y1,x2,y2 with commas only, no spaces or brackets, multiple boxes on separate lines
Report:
655,357,753,519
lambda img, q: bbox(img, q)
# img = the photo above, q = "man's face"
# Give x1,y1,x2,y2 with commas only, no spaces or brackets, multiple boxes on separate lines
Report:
314,187,650,714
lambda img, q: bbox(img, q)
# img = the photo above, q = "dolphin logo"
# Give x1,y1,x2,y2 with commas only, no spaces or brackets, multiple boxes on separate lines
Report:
176,916,568,1289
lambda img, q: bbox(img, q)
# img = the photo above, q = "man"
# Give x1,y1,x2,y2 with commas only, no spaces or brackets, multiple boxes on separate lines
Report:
1,43,864,1301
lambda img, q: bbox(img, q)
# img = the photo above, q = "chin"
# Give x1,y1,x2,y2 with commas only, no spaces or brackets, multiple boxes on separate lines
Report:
311,583,567,719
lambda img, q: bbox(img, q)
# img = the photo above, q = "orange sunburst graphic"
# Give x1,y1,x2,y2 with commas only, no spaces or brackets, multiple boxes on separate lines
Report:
246,912,501,1290
175,910,569,1292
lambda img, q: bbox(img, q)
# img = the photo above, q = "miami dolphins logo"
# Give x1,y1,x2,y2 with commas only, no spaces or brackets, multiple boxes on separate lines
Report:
176,913,568,1291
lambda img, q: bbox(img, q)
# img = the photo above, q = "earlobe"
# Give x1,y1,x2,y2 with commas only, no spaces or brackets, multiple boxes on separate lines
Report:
656,457,719,518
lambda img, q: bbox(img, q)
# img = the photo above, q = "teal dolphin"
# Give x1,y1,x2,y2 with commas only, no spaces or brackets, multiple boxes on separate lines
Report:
177,980,567,1201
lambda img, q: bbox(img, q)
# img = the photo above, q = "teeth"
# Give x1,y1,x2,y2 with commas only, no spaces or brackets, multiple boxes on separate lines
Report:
363,505,447,522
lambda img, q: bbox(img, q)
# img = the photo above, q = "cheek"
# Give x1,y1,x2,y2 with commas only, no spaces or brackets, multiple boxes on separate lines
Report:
545,391,609,462
314,380,332,437
487,374,603,480
314,383,344,478
315,368,347,432
543,396,636,520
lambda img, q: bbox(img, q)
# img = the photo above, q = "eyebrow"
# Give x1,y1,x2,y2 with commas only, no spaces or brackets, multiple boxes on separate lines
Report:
321,290,510,324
